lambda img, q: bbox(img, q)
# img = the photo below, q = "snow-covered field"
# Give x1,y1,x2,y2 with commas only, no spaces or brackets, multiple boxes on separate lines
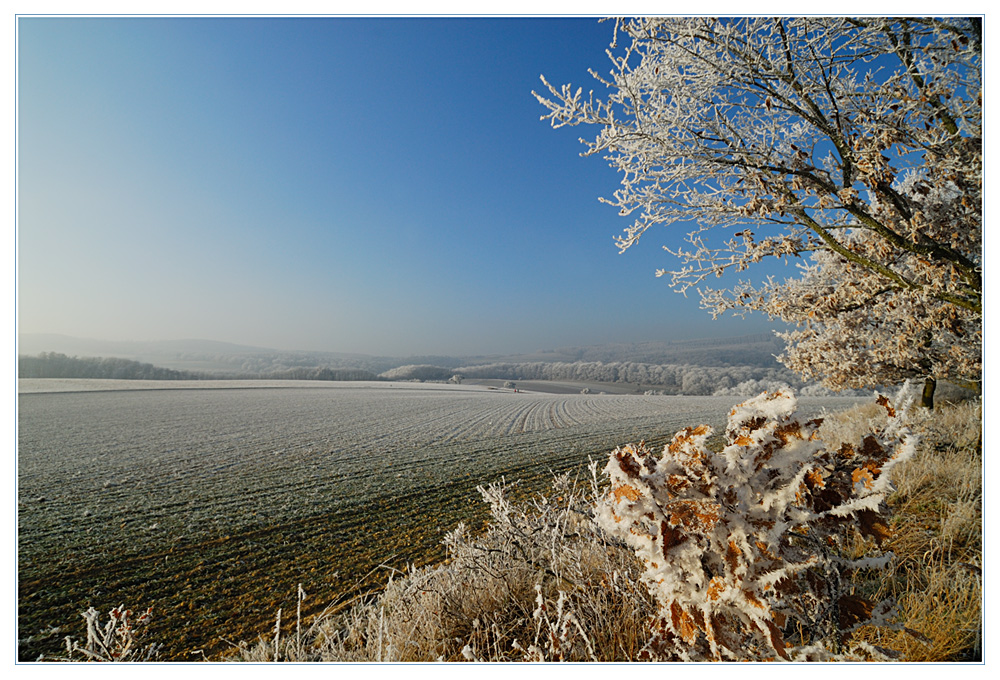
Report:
17,380,864,660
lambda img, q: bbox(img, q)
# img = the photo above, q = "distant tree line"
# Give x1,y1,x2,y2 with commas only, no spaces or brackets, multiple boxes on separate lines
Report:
255,366,378,381
378,361,824,396
458,361,802,395
18,353,377,383
18,353,192,380
19,353,882,397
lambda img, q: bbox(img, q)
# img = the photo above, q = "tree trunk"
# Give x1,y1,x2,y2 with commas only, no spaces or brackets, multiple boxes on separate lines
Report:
920,376,937,409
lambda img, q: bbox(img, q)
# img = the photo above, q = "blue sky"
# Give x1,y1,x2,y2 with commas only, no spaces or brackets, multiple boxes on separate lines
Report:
17,16,786,356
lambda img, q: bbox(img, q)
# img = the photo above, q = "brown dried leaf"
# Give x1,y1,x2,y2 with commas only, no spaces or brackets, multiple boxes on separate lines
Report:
665,474,691,496
709,613,737,654
838,594,875,629
860,435,887,461
667,499,721,533
615,447,643,478
669,425,711,455
774,422,804,444
670,601,701,644
660,521,687,556
876,394,897,418
773,577,800,597
764,619,790,660
858,509,891,545
838,442,856,459
707,576,726,601
743,589,766,610
725,540,742,575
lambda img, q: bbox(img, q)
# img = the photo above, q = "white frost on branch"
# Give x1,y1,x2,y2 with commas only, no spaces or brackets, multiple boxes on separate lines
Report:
535,17,982,394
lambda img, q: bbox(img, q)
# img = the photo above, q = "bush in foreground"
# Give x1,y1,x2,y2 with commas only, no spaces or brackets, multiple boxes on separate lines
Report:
598,390,913,660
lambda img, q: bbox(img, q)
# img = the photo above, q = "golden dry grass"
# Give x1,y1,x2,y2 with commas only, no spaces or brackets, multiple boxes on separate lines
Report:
822,398,983,661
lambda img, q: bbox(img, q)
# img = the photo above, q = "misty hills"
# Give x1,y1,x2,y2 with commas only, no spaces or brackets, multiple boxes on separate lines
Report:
17,334,395,375
18,333,815,395
18,333,785,374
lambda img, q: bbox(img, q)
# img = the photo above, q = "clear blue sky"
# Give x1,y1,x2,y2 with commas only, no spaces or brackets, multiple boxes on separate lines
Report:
17,16,784,356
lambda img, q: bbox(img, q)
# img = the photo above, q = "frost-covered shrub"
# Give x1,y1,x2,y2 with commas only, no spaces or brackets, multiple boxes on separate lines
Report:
597,390,914,661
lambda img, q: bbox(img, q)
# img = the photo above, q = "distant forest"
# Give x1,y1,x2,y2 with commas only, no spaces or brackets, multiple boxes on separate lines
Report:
18,353,377,382
19,334,869,396
19,351,859,397
19,353,191,380
377,361,822,395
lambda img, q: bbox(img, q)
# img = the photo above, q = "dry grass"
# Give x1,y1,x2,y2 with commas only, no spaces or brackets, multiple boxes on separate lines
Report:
820,396,983,661
229,471,656,662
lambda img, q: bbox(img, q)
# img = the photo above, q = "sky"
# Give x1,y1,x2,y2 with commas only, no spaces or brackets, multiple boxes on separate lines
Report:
16,14,788,357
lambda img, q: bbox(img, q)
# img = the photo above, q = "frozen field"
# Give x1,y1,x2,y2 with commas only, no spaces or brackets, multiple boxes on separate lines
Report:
17,380,864,660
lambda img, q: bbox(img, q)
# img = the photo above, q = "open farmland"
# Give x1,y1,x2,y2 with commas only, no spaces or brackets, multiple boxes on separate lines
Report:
18,380,863,660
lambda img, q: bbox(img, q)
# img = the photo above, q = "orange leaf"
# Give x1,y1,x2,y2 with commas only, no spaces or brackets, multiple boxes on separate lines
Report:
852,467,875,492
612,484,642,503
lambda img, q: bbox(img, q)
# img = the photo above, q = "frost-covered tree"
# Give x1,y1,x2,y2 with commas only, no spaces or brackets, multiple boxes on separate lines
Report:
535,18,982,406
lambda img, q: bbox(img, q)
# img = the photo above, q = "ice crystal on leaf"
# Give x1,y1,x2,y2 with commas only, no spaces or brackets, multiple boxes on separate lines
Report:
597,390,914,661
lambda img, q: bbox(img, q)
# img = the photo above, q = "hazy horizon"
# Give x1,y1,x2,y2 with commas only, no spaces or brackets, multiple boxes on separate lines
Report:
17,16,787,357
15,322,784,358
17,327,785,360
